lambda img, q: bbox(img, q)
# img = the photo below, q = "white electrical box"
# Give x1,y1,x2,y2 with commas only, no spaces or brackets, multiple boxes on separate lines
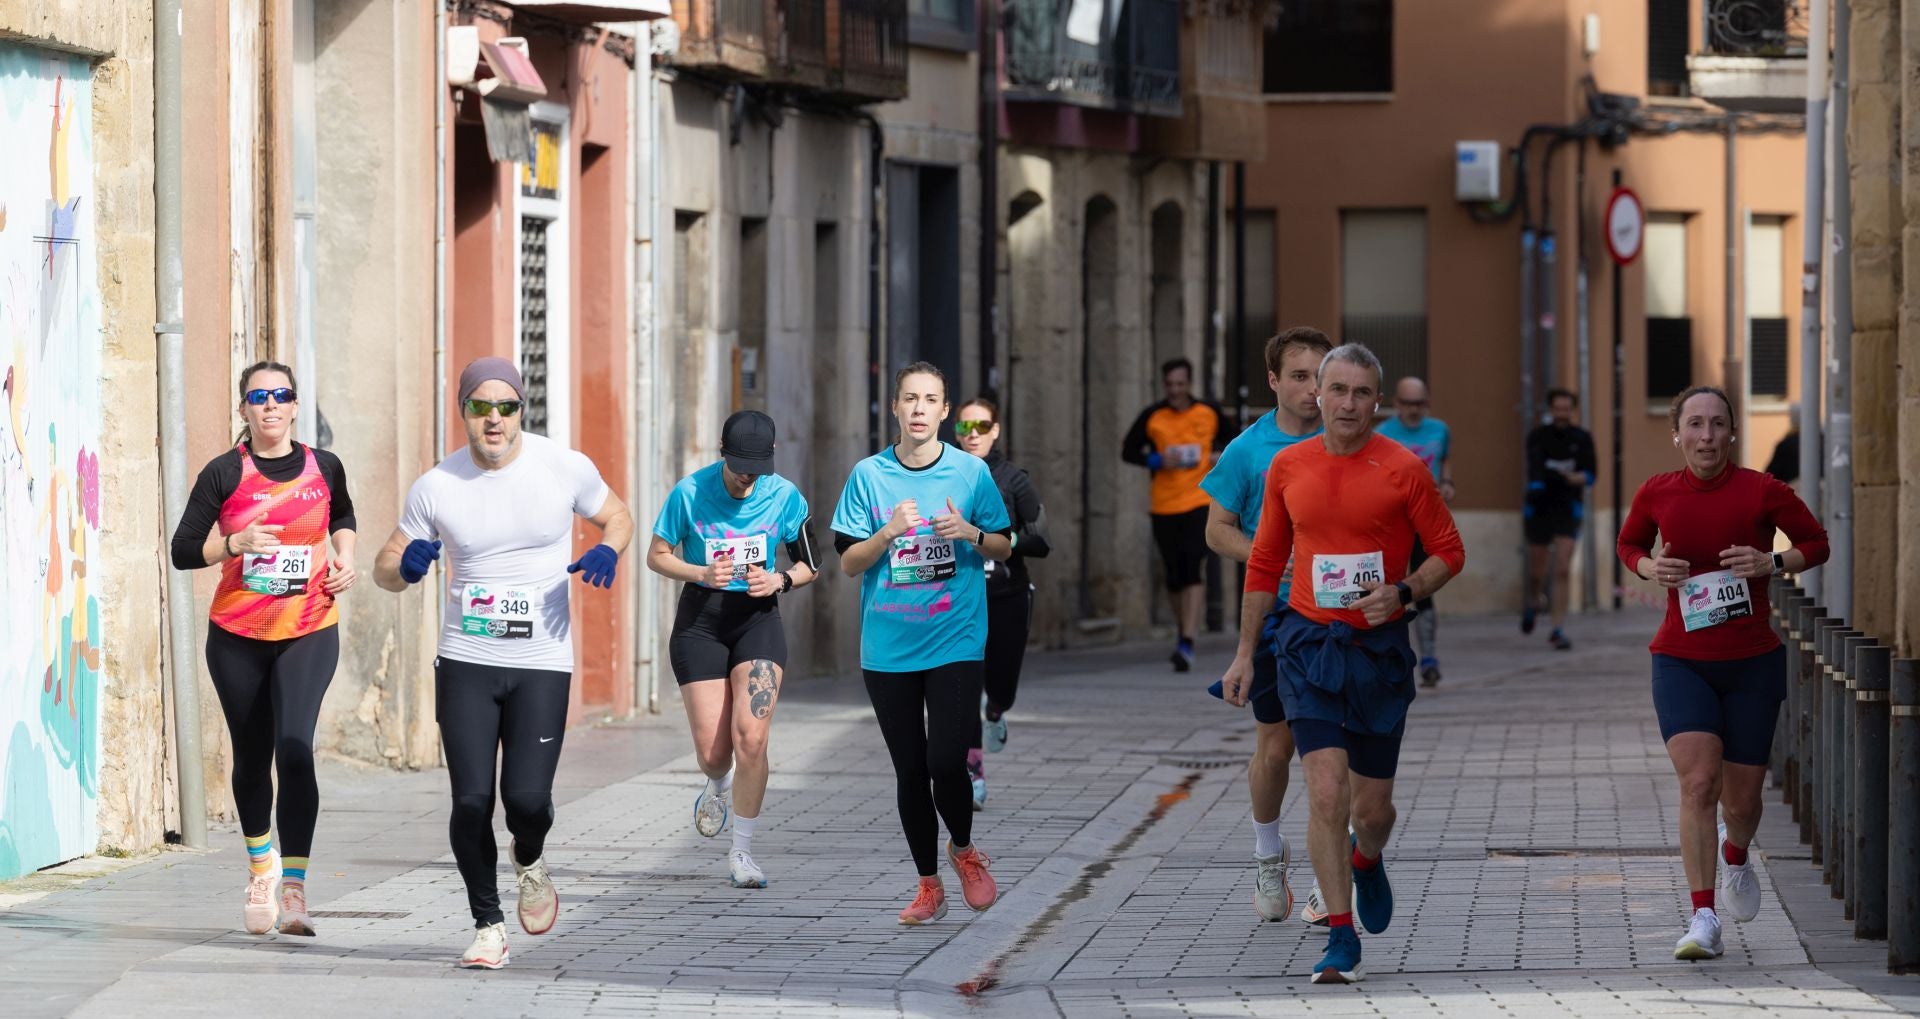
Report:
1455,141,1501,202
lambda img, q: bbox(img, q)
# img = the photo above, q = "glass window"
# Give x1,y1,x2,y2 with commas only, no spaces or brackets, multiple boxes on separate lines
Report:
1265,0,1392,95
1339,209,1427,386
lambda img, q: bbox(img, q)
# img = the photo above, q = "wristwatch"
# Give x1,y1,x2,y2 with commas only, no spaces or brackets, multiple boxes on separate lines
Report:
1395,581,1414,606
1772,552,1786,576
778,570,793,594
972,528,987,548
224,534,235,559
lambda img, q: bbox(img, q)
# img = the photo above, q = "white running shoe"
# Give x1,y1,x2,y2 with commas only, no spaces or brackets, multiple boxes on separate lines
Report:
695,779,732,838
1674,908,1724,960
1717,823,1761,922
729,850,768,889
512,846,559,935
1300,882,1331,927
242,852,281,935
1253,839,1293,922
460,922,510,969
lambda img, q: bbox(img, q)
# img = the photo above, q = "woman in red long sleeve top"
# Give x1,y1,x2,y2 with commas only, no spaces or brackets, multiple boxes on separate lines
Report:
1616,385,1828,962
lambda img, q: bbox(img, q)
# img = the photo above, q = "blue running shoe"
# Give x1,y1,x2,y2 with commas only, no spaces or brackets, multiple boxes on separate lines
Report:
1311,925,1364,984
1350,834,1392,934
982,693,1008,753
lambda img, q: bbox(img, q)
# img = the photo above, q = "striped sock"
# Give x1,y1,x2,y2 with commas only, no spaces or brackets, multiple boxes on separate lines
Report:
282,856,309,884
245,832,274,877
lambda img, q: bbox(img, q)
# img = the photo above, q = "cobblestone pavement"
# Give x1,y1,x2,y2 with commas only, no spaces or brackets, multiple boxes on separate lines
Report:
3,610,1916,1016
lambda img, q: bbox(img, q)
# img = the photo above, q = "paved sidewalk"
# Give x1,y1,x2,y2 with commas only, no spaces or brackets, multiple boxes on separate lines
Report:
3,610,1916,1016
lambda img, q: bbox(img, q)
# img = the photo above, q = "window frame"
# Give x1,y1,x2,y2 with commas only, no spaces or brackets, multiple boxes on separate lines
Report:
907,0,975,52
1262,0,1394,100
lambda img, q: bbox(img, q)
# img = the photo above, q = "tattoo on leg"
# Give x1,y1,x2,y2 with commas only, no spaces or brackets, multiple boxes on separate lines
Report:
747,661,779,719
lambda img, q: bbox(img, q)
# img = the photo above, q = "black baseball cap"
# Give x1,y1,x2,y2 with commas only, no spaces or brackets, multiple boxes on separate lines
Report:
722,410,776,475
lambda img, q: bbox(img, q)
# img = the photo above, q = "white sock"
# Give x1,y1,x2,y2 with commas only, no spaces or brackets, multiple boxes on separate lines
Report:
706,770,733,796
1253,818,1283,858
732,814,756,855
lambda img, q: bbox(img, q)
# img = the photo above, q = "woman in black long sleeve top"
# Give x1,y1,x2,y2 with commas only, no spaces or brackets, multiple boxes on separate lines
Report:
168,360,357,939
954,397,1050,809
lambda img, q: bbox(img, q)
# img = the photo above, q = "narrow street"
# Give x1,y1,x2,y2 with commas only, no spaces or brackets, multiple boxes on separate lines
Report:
2,610,1913,1016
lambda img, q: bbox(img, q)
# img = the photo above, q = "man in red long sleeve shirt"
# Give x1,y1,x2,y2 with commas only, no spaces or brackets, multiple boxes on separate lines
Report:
1617,385,1828,962
1219,344,1466,985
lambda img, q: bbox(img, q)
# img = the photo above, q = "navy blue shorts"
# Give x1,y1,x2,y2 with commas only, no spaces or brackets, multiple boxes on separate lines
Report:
1289,717,1406,780
1250,643,1286,725
1650,645,1787,766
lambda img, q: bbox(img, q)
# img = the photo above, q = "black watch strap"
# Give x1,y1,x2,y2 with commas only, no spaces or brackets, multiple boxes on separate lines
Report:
1772,552,1786,575
1395,581,1414,606
779,570,793,593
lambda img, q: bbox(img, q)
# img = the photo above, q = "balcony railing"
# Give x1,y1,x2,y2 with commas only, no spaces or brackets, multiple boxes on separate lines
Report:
837,0,909,101
1705,0,1807,57
669,0,906,100
1004,0,1181,118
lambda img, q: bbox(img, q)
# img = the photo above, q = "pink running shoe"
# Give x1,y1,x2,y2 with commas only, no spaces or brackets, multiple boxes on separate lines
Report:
898,876,948,925
948,841,998,912
277,882,316,937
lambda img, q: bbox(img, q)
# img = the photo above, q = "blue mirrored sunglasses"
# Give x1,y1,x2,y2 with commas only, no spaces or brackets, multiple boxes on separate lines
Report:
244,388,297,405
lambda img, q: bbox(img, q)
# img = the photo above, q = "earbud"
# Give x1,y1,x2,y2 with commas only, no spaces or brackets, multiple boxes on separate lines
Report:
1672,438,1680,447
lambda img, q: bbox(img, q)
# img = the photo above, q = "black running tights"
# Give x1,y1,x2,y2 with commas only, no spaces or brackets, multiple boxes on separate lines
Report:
864,660,983,876
205,622,339,858
971,590,1033,750
435,658,571,927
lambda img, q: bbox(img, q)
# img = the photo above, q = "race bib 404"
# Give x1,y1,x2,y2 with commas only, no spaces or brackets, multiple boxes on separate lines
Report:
242,545,313,596
1680,570,1751,632
460,583,535,639
1312,552,1384,609
889,534,957,585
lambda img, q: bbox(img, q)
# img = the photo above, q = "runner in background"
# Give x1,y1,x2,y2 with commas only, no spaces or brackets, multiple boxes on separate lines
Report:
1122,358,1230,673
955,397,1050,811
1523,388,1597,650
1374,377,1452,687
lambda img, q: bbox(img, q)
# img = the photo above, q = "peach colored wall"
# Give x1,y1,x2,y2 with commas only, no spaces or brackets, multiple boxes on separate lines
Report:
1246,0,1807,529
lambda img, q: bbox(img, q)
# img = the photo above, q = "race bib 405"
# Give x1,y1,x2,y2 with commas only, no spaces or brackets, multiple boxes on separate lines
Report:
1312,552,1384,609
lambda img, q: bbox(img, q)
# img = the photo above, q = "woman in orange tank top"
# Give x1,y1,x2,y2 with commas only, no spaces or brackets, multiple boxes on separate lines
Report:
169,360,358,939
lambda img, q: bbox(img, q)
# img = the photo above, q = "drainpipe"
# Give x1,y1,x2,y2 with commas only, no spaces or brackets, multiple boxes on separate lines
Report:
434,1,449,465
1574,139,1595,613
1723,118,1745,436
1798,0,1829,601
1231,162,1246,427
867,114,884,456
977,0,999,398
155,0,207,849
1825,0,1851,618
631,30,658,714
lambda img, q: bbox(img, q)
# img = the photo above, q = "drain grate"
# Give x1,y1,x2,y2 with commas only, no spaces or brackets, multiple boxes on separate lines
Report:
309,910,411,919
1158,752,1246,770
1488,847,1681,859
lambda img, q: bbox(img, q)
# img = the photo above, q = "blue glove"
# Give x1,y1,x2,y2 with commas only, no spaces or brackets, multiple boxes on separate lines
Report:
568,543,619,588
399,539,440,584
1146,452,1164,471
1207,679,1225,700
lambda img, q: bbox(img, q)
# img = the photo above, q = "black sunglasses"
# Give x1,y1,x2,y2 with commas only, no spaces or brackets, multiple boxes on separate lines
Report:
244,388,297,406
464,398,523,418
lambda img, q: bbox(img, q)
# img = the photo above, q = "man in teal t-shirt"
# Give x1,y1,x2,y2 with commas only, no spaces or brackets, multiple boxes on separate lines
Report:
1375,376,1454,689
1199,326,1330,926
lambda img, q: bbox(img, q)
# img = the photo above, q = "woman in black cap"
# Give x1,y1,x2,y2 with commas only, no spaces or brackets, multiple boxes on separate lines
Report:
647,410,819,888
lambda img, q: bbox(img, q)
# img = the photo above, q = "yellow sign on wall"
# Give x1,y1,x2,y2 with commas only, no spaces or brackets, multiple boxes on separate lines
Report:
521,120,561,200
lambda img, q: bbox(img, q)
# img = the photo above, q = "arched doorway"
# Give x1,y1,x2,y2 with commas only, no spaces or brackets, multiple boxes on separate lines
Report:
1080,196,1120,621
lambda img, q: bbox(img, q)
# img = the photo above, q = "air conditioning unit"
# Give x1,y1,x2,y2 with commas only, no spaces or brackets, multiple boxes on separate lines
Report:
1455,141,1501,203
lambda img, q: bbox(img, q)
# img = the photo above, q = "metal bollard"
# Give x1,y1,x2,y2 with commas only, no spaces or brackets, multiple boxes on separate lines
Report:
1838,633,1873,911
1812,614,1843,871
1792,600,1823,833
1771,578,1789,783
1806,613,1840,861
1890,659,1920,975
1852,644,1891,939
1824,628,1855,895
1782,593,1811,813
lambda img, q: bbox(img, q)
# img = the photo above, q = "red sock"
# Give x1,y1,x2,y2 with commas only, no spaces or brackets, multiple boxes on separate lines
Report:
1723,840,1748,866
1328,912,1354,929
1352,846,1380,872
1691,889,1715,912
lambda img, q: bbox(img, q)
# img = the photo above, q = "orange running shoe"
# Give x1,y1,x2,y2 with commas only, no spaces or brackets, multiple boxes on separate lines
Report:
948,841,998,912
898,876,947,925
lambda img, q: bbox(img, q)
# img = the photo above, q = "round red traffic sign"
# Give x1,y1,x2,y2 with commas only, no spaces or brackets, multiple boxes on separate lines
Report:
1606,187,1644,265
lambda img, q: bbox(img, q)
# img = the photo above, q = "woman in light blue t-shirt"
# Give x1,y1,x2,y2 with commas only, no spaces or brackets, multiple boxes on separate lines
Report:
831,362,1013,926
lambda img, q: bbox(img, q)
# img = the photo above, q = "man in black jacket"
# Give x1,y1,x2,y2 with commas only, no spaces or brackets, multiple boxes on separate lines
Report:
1523,389,1596,650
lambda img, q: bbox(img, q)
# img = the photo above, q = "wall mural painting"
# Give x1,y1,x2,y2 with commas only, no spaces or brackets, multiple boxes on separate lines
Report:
0,43,104,881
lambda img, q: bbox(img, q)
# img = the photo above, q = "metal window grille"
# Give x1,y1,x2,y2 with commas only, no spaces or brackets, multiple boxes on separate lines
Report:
1750,317,1789,398
1338,314,1427,390
519,216,550,435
